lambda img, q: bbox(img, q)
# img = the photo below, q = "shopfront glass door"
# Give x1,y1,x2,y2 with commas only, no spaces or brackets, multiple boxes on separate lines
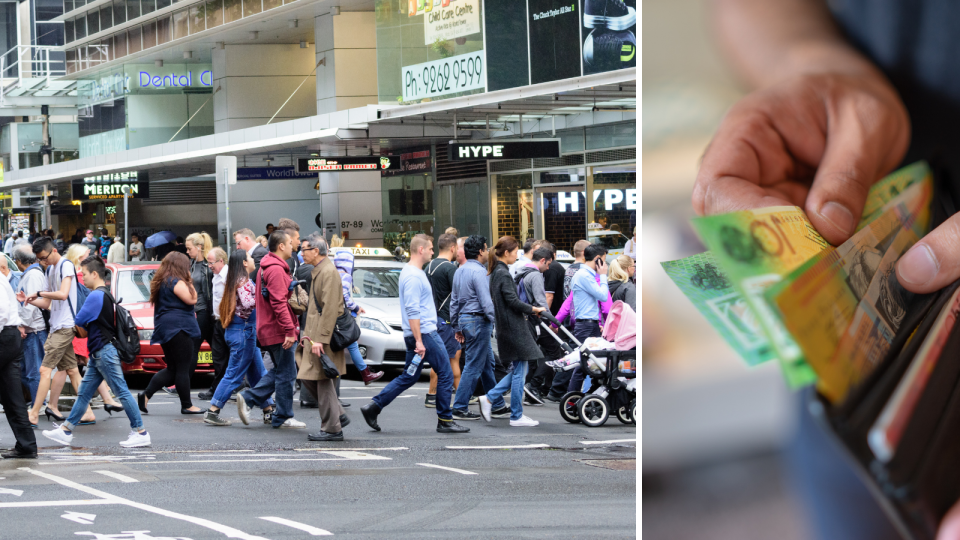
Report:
436,178,491,239
535,182,586,256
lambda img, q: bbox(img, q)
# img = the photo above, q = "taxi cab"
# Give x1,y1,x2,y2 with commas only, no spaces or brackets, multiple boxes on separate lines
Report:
104,262,214,374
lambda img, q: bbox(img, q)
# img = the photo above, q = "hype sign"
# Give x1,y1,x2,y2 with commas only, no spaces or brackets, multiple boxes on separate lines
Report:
139,70,213,88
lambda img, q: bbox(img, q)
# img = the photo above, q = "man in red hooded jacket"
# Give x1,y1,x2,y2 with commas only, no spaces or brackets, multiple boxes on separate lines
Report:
236,230,306,429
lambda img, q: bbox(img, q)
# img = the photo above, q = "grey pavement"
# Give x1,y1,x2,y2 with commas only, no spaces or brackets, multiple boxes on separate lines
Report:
0,373,637,539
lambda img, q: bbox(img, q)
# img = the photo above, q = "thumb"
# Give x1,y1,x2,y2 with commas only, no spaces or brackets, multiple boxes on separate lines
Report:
937,497,960,540
896,216,960,294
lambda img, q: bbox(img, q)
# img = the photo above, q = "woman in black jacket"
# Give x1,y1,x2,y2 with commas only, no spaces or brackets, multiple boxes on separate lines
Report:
608,255,636,311
185,232,214,371
478,236,546,428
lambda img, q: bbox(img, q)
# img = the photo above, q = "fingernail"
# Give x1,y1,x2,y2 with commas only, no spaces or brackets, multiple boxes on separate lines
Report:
819,202,855,236
899,243,939,285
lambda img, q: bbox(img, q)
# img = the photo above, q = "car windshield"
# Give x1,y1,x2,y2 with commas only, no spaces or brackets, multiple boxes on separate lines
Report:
116,269,156,303
352,267,402,298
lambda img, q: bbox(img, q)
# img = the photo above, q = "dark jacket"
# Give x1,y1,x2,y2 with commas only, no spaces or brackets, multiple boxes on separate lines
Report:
255,252,298,346
608,279,636,312
249,244,269,280
190,258,213,313
489,260,543,365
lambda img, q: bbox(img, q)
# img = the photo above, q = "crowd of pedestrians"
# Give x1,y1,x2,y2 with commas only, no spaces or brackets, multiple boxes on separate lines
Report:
0,219,634,457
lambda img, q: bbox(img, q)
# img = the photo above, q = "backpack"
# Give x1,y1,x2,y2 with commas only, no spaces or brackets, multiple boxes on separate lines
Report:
514,268,533,305
55,259,90,318
103,290,140,364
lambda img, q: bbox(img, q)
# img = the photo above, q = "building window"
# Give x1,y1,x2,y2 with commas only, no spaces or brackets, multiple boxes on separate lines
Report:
157,0,171,8
156,15,171,44
127,25,142,53
142,19,157,48
101,39,113,61
113,0,126,25
86,8,100,34
64,0,74,13
113,31,128,58
75,15,86,39
172,9,188,39
66,48,77,74
223,0,240,23
65,19,75,43
585,122,636,150
205,0,223,29
188,4,204,34
263,0,280,11
242,0,261,18
100,5,112,31
142,0,156,14
126,0,140,20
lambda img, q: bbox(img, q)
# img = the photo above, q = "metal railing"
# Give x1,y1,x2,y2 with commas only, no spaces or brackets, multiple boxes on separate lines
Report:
0,45,67,93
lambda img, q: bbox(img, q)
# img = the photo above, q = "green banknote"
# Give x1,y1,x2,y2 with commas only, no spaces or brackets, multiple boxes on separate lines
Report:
661,252,776,366
858,161,932,230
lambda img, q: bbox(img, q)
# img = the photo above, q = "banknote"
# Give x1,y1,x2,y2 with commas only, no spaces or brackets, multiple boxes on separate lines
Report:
661,252,776,367
858,160,932,229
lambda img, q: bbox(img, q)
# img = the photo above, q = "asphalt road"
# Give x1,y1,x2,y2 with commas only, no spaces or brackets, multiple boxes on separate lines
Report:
0,372,637,539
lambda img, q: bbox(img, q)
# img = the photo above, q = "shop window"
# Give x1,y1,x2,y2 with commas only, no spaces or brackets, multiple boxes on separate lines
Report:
113,0,125,25
100,5,112,31
263,0,280,11
172,9,188,39
494,174,532,243
205,0,223,29
189,4,204,34
65,19,74,43
156,15,171,44
142,19,157,48
126,0,140,21
223,0,241,23
585,122,636,150
142,0,156,15
113,31,128,58
87,8,100,34
539,172,582,185
75,14,86,39
127,25,142,54
242,0,261,18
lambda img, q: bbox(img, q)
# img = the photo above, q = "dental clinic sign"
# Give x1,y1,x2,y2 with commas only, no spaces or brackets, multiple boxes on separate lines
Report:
138,69,213,89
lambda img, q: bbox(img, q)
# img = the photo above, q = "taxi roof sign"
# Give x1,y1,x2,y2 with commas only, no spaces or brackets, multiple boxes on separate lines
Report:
333,247,394,258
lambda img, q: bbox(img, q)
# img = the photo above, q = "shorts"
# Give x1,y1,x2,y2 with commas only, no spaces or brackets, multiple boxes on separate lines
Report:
437,320,461,358
42,327,79,371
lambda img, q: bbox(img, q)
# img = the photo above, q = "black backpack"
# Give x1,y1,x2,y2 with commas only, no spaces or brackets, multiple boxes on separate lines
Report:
103,290,140,364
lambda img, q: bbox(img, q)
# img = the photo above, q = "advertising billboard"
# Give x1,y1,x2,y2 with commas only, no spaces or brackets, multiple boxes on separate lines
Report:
581,0,636,75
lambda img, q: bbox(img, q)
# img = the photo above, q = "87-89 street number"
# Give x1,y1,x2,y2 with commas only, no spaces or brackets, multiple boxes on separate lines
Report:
402,52,485,101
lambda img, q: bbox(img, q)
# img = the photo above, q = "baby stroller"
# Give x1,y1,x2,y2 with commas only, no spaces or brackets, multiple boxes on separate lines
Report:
539,313,637,427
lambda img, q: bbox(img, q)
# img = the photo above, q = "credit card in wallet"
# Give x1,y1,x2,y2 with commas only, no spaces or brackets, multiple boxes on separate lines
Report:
868,285,960,462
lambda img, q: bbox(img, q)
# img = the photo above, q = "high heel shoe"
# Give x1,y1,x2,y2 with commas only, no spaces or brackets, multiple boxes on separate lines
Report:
104,404,124,416
44,407,65,422
138,393,149,414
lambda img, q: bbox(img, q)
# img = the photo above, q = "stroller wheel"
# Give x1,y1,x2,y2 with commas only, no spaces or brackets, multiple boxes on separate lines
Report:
559,391,584,423
578,395,609,427
631,399,636,425
616,405,633,425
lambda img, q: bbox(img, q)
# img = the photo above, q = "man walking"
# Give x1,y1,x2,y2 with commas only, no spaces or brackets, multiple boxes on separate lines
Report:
424,233,461,410
360,234,469,434
565,244,610,393
278,218,301,277
199,247,229,401
234,228,269,280
0,256,37,459
515,245,556,405
13,245,46,403
449,235,509,420
511,238,542,277
297,233,350,441
237,230,306,429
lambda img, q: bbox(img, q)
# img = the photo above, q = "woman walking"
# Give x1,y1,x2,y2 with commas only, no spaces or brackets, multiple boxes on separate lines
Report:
204,251,273,426
185,232,214,360
607,255,636,311
478,236,545,427
139,252,205,414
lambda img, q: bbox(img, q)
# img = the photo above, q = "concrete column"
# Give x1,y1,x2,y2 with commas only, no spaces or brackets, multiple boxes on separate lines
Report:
212,44,318,133
315,12,378,114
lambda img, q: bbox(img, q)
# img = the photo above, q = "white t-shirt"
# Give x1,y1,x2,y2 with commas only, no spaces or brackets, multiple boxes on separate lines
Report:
46,258,78,331
130,241,144,261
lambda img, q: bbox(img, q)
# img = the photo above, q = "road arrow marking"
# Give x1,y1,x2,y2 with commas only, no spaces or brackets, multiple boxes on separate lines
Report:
0,488,23,496
61,511,96,524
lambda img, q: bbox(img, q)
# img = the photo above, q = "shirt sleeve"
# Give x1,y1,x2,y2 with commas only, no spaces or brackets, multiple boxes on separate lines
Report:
579,271,609,302
57,260,76,292
401,275,423,321
449,270,462,329
74,290,103,329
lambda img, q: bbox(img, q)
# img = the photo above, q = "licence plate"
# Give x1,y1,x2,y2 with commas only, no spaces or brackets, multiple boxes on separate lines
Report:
197,351,212,364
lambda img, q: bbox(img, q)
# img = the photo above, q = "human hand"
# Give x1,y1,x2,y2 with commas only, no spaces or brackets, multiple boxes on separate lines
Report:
26,292,39,303
15,290,26,303
692,73,910,246
455,331,464,344
311,341,325,356
18,326,26,339
531,306,546,314
596,258,607,276
896,211,960,293
282,335,297,349
937,498,960,540
357,306,366,315
415,340,426,357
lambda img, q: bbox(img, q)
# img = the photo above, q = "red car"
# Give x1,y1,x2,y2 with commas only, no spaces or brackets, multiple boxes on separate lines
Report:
105,262,213,374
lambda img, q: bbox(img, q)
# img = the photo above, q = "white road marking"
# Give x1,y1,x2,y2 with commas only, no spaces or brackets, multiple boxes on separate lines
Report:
44,456,390,466
293,447,408,452
445,444,549,450
0,499,115,508
95,470,139,483
416,463,478,475
61,511,97,524
579,439,636,445
316,451,390,460
336,394,416,399
19,468,269,540
0,487,24,496
47,455,155,462
259,517,332,536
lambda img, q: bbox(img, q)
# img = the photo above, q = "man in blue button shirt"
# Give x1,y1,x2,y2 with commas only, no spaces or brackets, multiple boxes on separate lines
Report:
449,235,510,419
566,244,610,393
361,234,469,434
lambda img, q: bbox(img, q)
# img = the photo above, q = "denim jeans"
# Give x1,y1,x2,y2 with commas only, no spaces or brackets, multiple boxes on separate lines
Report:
486,359,528,421
372,331,453,420
64,343,144,432
346,341,367,371
242,341,296,427
453,314,504,412
20,330,46,403
567,320,602,393
212,316,271,409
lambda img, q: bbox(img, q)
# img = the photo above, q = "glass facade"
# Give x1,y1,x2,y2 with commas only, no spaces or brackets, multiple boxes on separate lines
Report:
381,174,435,252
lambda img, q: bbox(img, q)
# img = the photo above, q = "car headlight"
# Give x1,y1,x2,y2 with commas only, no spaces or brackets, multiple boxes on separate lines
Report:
358,317,390,334
138,329,153,341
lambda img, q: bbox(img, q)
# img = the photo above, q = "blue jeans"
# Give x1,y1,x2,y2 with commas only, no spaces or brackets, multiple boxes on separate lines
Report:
346,341,367,371
242,341,296,427
20,330,46,403
211,316,271,409
486,359,528,421
372,331,454,420
453,314,504,412
64,343,143,432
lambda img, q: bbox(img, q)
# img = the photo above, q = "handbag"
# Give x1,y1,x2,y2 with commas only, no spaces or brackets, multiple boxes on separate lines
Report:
319,352,340,379
288,283,308,315
312,280,361,352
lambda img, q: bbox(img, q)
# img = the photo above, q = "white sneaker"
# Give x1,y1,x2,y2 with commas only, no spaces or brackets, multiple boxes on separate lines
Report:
478,395,492,422
279,418,306,429
42,426,73,446
119,431,152,448
237,394,251,425
510,415,539,427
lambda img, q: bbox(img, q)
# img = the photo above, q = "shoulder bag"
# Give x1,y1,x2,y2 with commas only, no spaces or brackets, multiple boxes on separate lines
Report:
312,281,360,351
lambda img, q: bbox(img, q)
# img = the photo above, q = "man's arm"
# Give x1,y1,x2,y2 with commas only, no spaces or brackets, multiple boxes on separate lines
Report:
409,318,424,356
476,271,496,322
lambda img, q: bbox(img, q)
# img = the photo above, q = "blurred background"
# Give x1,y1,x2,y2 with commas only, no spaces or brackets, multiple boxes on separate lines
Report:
642,1,810,539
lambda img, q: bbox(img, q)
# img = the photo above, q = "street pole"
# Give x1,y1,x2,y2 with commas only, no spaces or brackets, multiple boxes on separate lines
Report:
224,166,231,256
41,105,51,231
121,186,130,262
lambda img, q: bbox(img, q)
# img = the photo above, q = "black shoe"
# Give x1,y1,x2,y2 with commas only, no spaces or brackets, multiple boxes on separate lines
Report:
44,407,65,422
104,404,124,415
181,408,207,415
524,383,545,405
424,393,437,408
308,431,344,442
437,419,470,433
491,406,511,419
137,393,149,414
1,449,37,459
543,393,563,403
300,401,318,409
197,391,213,401
339,399,351,408
360,402,381,432
452,409,481,421
339,414,350,428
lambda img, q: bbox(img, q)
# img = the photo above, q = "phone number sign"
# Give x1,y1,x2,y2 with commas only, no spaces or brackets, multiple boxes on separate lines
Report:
402,51,486,102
